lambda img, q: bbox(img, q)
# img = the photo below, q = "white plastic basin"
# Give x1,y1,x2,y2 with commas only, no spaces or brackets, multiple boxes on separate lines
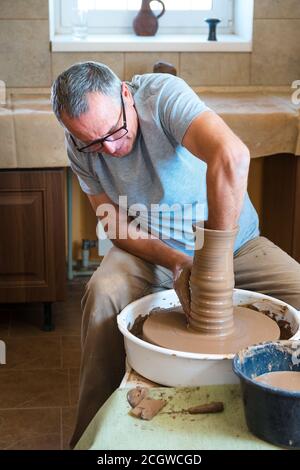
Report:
117,288,300,387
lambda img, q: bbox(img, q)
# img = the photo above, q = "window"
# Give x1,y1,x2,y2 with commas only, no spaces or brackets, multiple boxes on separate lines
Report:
50,0,254,52
55,0,234,35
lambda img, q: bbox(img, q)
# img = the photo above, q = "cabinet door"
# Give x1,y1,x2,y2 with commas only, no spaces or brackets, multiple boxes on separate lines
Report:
262,154,300,263
0,170,66,302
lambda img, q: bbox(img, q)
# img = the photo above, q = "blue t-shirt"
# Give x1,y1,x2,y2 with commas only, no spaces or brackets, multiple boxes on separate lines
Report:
66,73,259,256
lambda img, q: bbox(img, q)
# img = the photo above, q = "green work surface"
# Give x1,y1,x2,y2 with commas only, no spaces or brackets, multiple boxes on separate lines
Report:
75,384,280,450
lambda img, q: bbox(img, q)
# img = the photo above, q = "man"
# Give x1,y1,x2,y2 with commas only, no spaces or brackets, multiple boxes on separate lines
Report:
51,61,300,447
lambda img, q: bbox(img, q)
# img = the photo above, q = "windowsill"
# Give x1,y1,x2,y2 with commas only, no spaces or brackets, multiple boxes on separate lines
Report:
51,34,252,52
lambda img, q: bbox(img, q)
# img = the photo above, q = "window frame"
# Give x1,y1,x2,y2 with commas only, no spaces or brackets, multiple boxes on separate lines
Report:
49,0,254,53
54,0,234,36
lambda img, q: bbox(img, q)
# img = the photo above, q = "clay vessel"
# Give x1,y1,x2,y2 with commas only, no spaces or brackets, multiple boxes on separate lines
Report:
153,61,177,75
133,0,165,36
189,225,238,336
205,18,221,41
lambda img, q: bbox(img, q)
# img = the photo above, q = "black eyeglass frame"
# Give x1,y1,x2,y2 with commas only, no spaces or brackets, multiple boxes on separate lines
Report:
70,92,128,153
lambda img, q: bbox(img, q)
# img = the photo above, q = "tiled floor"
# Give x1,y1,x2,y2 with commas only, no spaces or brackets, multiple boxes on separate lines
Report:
0,278,86,450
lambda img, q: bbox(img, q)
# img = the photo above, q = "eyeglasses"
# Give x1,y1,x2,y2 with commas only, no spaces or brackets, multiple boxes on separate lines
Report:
70,92,128,154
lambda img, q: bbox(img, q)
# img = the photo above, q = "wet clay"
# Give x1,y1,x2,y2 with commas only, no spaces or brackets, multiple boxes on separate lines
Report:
127,386,166,420
142,306,280,354
143,226,280,354
244,300,292,339
189,226,238,335
130,397,167,420
255,371,300,392
127,387,149,408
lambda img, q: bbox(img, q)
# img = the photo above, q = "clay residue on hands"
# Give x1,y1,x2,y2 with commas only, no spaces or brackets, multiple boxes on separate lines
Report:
127,387,166,420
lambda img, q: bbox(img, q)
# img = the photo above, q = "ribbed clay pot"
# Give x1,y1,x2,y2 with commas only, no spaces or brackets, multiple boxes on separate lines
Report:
189,225,238,336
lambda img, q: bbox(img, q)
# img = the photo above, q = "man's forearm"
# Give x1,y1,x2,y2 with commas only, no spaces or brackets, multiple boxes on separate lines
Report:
112,227,191,274
95,196,191,274
206,146,250,230
100,209,193,316
182,110,250,231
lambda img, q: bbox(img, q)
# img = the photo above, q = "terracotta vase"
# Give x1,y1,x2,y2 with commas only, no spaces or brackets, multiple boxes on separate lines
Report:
133,0,165,36
189,225,238,336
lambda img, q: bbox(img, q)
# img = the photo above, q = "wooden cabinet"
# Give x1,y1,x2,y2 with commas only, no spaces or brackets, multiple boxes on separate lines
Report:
0,169,66,329
261,154,300,263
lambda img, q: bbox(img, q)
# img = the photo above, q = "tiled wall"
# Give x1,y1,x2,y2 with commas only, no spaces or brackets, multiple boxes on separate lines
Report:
0,0,300,88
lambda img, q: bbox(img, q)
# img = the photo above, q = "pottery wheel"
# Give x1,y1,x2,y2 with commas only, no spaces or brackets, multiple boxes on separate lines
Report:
142,306,280,355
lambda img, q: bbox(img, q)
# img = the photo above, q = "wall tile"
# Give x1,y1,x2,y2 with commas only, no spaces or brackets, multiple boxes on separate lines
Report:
254,0,300,19
251,19,300,85
0,0,49,19
0,20,51,87
0,108,17,168
180,53,251,86
125,52,179,81
51,53,124,81
0,2,299,92
14,110,67,168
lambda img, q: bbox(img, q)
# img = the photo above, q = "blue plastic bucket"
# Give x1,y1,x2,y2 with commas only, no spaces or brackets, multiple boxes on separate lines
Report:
233,340,300,448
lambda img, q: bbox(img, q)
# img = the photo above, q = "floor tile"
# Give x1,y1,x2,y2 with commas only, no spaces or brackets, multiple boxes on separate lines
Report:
0,369,69,408
0,408,61,450
62,336,81,369
69,368,80,406
3,336,61,369
62,407,77,450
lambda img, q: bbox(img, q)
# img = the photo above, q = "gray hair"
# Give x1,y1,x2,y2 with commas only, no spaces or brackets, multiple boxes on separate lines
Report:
51,61,122,120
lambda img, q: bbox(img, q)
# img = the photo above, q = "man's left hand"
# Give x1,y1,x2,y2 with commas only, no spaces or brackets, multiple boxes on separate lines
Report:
173,258,193,320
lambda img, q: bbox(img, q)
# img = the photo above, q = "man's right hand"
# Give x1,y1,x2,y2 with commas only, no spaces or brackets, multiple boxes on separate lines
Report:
172,257,193,321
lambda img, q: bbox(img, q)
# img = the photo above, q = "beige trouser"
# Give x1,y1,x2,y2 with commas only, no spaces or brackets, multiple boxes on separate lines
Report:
69,236,300,448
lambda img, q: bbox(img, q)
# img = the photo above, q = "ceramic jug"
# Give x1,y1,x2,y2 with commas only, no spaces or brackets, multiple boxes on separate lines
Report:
133,0,165,36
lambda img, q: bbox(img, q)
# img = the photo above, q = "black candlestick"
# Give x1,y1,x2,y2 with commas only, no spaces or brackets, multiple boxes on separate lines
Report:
205,18,221,41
